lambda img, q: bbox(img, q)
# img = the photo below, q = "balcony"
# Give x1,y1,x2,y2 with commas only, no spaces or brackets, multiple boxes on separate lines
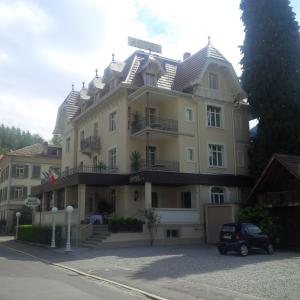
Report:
80,136,101,155
61,165,118,177
131,159,179,173
131,116,178,135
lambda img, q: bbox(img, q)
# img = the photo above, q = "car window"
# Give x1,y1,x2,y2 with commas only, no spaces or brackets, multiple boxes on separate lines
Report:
222,225,236,232
245,224,262,234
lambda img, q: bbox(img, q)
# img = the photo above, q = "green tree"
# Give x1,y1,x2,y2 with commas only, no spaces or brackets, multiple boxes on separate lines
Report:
51,134,63,146
240,0,300,177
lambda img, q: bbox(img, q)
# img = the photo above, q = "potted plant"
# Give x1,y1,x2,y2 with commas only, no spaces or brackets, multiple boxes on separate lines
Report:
97,161,107,172
130,151,141,172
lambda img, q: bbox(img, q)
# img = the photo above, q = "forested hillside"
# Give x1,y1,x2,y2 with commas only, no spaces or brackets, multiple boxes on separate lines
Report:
0,124,44,154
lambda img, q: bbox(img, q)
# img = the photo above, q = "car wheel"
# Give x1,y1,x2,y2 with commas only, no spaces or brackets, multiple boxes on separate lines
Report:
266,244,274,255
239,244,249,256
218,247,227,255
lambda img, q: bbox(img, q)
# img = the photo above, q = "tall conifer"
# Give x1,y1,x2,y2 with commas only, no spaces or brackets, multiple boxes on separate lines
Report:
240,0,300,177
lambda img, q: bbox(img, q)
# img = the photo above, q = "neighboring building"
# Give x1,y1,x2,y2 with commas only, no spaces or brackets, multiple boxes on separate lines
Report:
32,40,252,245
0,143,61,230
248,154,300,246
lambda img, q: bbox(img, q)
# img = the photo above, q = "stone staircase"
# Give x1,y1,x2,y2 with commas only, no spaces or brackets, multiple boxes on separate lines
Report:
80,224,111,248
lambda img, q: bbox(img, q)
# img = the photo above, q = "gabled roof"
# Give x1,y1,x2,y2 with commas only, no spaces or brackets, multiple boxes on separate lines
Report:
174,42,229,91
248,154,300,200
6,143,61,158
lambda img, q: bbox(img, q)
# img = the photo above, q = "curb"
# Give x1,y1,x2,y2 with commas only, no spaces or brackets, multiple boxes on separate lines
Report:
0,243,168,300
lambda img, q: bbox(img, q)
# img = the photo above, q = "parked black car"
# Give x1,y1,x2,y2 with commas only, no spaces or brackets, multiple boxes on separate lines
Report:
217,223,274,256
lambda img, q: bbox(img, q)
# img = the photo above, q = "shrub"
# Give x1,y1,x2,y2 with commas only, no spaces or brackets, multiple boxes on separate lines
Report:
18,225,62,247
237,206,282,243
110,216,140,225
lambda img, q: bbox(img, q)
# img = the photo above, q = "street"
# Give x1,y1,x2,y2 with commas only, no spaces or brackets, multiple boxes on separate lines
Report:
0,243,144,300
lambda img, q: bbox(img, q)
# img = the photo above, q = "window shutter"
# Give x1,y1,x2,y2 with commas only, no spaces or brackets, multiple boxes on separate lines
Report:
10,187,15,199
12,165,16,178
23,187,28,199
24,165,29,178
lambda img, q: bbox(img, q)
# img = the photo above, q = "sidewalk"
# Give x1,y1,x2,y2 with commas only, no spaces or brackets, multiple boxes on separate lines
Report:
1,237,298,300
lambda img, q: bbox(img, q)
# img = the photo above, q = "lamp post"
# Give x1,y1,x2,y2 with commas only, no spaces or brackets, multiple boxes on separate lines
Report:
50,207,58,248
65,205,74,253
15,212,21,240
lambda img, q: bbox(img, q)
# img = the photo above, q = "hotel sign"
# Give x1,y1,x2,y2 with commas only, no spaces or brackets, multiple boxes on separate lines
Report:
128,37,162,54
129,174,144,184
24,197,41,208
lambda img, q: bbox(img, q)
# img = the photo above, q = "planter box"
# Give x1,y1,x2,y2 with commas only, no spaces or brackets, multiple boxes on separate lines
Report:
109,222,144,233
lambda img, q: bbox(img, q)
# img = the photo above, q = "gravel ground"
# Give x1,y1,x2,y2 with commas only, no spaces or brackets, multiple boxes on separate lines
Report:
62,245,300,300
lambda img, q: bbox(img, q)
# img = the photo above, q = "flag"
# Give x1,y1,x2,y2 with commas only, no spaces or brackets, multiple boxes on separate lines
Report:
42,171,49,179
48,168,58,184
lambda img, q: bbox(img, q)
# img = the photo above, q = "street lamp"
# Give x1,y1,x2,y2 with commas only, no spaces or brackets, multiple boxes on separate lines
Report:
65,205,74,253
50,207,58,248
15,212,21,240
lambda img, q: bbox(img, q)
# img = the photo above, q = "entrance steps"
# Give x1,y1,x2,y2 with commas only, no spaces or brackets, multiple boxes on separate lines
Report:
79,224,111,248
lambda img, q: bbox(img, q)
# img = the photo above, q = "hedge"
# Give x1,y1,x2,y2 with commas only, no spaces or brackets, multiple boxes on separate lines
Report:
18,225,63,247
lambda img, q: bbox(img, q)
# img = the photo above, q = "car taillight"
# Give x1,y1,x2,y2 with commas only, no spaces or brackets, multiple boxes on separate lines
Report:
235,232,240,240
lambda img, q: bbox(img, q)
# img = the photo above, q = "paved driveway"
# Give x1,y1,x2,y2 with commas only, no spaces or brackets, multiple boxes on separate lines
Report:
1,238,300,300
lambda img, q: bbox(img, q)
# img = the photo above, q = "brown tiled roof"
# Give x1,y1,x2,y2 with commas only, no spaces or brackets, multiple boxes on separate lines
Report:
174,43,228,91
7,143,61,158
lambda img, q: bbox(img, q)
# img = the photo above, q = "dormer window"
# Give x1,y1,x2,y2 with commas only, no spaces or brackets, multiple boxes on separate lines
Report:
145,73,156,86
110,78,118,90
209,72,219,90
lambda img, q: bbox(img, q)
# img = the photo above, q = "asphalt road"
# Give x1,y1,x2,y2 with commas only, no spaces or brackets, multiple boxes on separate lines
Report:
0,244,145,300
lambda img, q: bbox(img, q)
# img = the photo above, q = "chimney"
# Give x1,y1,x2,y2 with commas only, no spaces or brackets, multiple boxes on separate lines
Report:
42,142,48,156
183,52,191,61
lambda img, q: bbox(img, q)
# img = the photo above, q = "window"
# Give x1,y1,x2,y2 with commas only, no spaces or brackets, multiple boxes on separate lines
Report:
245,224,262,235
109,111,117,132
80,130,85,142
185,108,194,121
146,146,156,166
93,122,98,137
16,166,25,178
66,137,71,152
209,72,218,90
208,144,224,167
166,229,179,238
145,107,157,124
207,105,222,128
108,147,117,169
145,73,156,86
181,191,192,208
151,192,158,208
14,187,24,200
210,186,225,204
32,165,41,179
186,148,195,162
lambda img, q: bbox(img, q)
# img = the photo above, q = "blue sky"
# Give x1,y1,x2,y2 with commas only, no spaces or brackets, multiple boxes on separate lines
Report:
0,0,299,140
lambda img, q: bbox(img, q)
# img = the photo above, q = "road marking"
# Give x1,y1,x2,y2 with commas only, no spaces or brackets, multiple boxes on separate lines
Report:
0,244,168,300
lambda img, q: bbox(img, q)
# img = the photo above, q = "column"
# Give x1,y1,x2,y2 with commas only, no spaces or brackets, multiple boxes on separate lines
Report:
78,184,86,222
145,182,152,209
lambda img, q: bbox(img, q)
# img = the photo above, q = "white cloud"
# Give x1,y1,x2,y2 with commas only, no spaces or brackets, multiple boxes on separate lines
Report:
0,93,57,140
0,0,54,34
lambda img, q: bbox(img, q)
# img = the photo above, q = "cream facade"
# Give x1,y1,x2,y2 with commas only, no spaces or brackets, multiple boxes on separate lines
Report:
33,42,251,245
0,143,61,230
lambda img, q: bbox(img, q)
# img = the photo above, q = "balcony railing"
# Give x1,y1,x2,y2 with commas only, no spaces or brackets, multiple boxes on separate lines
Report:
60,165,118,178
131,159,179,172
80,136,101,154
131,116,178,134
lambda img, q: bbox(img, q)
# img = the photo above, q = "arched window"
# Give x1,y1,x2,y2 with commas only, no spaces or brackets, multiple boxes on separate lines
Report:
210,186,226,204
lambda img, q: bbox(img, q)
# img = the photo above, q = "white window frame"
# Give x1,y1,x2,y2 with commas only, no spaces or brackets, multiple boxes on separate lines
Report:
108,146,117,170
208,143,226,168
14,186,23,200
209,72,219,90
144,72,156,86
16,166,25,178
185,107,194,122
109,111,117,132
186,147,195,162
206,104,223,128
209,186,227,204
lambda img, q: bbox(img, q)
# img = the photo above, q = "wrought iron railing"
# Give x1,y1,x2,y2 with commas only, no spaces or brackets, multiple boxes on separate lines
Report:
60,165,118,177
80,136,101,153
131,116,178,134
131,159,179,172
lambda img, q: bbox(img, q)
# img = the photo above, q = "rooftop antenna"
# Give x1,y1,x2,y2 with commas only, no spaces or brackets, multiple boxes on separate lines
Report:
82,81,85,89
95,69,98,78
128,36,162,55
